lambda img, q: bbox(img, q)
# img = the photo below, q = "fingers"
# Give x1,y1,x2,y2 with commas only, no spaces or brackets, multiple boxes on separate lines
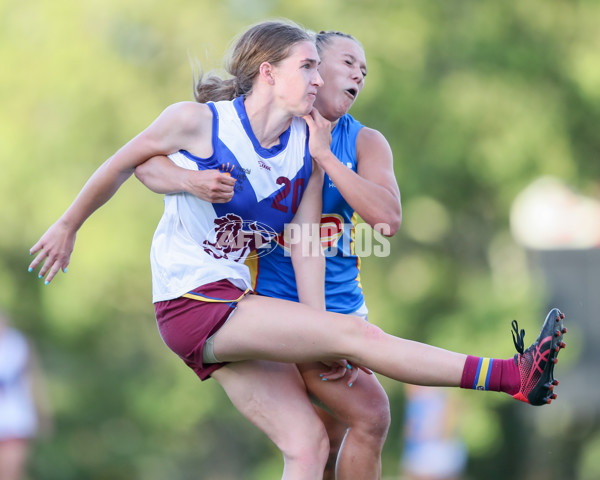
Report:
303,108,328,126
212,195,233,203
318,361,346,381
28,249,66,285
317,361,365,388
213,174,236,202
218,173,237,186
28,242,52,275
27,255,43,275
318,360,361,387
40,260,63,284
309,107,325,121
302,110,320,129
302,112,315,127
29,239,43,257
319,367,346,381
27,224,74,285
192,172,236,203
346,364,360,387
208,188,234,203
303,109,332,161
210,185,235,203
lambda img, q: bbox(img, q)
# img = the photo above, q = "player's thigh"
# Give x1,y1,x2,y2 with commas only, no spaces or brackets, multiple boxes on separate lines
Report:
212,360,327,447
213,295,366,363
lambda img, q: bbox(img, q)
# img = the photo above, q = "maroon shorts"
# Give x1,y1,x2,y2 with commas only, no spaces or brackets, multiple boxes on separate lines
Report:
154,279,249,380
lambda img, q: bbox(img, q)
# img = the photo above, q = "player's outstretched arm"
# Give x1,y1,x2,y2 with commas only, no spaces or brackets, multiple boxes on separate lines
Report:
28,101,212,283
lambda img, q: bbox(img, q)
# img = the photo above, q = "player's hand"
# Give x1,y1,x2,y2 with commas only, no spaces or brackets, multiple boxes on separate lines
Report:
319,360,370,387
302,107,332,163
28,221,76,284
184,170,236,203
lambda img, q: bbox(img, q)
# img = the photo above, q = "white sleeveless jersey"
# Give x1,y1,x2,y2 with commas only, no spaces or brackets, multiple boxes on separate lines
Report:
0,328,38,439
150,96,312,302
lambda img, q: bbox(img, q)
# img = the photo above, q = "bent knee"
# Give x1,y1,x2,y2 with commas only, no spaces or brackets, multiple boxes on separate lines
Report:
365,406,391,440
351,389,391,441
359,405,391,441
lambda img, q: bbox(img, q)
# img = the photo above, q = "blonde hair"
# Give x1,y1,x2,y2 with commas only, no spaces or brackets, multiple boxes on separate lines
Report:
315,30,361,55
194,20,312,103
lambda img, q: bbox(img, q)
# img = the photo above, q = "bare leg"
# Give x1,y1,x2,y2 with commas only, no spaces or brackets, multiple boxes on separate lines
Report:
213,295,465,386
300,363,390,480
211,360,329,480
0,439,29,480
312,405,347,480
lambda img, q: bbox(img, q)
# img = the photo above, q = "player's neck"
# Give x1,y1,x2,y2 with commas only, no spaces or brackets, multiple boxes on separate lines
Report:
244,95,294,148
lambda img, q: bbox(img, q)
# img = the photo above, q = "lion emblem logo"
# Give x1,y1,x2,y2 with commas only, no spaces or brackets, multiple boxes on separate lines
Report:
202,213,277,261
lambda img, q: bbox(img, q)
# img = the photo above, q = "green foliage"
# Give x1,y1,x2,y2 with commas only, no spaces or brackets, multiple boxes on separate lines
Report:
1,0,598,478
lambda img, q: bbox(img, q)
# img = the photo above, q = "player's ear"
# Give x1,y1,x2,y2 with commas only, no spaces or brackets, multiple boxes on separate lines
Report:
259,62,275,85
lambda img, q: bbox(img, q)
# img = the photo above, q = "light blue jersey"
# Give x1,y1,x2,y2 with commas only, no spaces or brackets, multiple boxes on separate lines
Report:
251,114,365,314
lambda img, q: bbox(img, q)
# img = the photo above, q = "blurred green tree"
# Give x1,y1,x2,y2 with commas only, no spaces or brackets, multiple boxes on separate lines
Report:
1,0,597,478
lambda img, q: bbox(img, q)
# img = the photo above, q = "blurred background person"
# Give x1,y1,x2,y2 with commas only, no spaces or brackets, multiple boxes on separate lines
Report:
0,311,51,480
400,385,467,480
